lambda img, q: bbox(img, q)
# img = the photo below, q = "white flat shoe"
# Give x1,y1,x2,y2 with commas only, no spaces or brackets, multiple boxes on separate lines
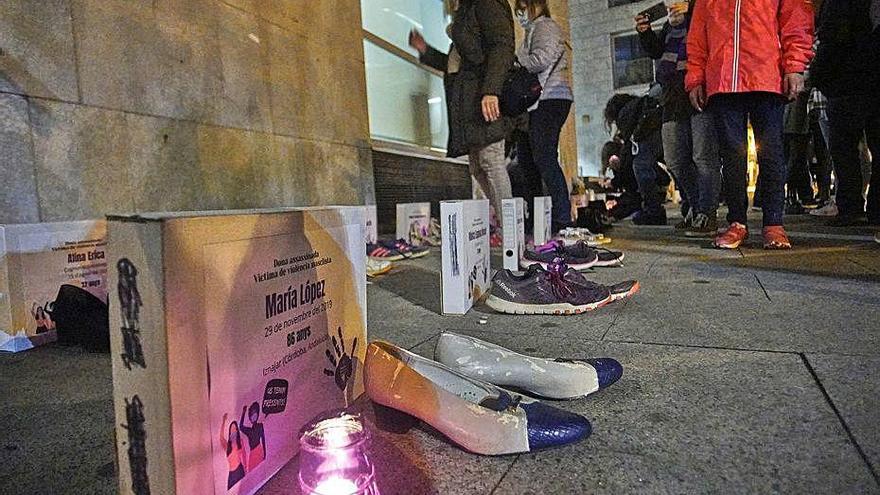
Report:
434,333,623,400
364,341,592,455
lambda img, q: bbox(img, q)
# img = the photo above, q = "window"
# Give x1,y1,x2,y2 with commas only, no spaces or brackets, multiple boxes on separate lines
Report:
611,32,657,89
361,0,451,151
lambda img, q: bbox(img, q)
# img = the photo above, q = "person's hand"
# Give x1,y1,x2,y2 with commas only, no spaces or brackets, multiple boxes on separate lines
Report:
783,73,804,101
689,86,707,112
408,29,427,55
634,14,651,33
482,95,501,122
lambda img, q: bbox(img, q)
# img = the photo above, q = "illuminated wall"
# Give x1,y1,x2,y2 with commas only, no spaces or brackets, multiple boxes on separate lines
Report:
0,0,374,223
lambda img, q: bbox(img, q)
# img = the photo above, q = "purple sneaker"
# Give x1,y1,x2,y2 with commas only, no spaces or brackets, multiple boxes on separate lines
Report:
563,269,640,303
522,240,598,271
487,260,611,315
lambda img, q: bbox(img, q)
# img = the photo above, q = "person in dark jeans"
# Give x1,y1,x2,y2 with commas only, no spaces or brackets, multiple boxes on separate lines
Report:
636,0,721,237
811,0,880,226
783,89,815,213
686,0,814,249
603,93,667,225
514,0,573,233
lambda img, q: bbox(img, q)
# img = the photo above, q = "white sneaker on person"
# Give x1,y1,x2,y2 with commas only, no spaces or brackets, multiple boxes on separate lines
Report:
810,198,838,217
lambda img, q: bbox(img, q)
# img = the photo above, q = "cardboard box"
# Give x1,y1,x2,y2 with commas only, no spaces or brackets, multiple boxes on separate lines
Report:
502,198,526,271
364,205,378,245
533,196,553,246
0,220,107,352
440,200,490,315
107,207,367,495
395,202,431,245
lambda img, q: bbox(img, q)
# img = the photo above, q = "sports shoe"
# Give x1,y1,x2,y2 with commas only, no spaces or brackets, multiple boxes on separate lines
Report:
674,209,693,230
411,218,442,247
522,240,599,271
486,262,612,315
714,222,748,249
762,226,791,250
632,209,667,226
562,241,624,267
784,197,806,215
810,198,838,217
367,243,404,261
562,268,639,302
383,239,430,259
685,213,718,238
557,227,611,247
366,258,392,277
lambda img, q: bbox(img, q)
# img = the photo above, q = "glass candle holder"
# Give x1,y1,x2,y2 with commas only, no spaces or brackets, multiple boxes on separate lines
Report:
298,413,379,495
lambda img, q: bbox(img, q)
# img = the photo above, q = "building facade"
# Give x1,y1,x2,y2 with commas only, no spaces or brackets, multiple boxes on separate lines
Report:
568,0,660,177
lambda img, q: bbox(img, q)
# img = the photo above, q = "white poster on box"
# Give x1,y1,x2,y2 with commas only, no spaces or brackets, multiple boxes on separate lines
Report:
502,198,526,271
440,200,490,315
396,202,431,245
534,196,553,246
364,205,378,244
0,220,107,352
107,207,367,495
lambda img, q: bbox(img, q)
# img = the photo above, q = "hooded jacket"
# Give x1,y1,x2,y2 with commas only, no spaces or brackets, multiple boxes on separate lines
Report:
684,0,814,97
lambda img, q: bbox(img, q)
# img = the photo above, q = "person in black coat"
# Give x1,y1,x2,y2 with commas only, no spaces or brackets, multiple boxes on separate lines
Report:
811,0,880,225
409,0,516,226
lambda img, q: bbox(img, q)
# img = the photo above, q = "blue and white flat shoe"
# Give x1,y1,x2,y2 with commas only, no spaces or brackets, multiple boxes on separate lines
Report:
434,332,623,400
364,341,592,455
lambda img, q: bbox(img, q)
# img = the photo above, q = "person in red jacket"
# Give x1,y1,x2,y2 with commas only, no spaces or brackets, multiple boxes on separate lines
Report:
686,0,814,249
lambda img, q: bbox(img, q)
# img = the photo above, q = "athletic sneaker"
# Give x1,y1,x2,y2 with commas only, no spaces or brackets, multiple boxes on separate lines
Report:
383,239,430,259
674,210,693,231
563,269,640,302
367,243,404,261
562,241,625,267
366,258,392,277
810,198,838,217
762,226,791,250
557,227,611,247
486,263,612,315
522,240,598,271
714,222,748,249
685,213,718,238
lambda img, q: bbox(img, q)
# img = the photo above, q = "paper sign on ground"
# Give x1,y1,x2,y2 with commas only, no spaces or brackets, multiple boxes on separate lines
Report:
502,198,526,271
108,207,367,495
440,200,490,315
395,202,431,245
533,196,553,246
0,220,107,352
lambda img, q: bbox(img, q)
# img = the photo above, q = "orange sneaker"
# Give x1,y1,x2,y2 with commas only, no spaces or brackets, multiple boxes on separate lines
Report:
762,226,792,249
714,222,748,249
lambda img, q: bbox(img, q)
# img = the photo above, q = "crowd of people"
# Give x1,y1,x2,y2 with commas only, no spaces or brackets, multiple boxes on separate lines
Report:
409,0,879,249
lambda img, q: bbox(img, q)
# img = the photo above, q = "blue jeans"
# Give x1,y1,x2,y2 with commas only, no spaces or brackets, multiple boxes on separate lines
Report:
827,95,880,220
661,111,721,216
709,92,786,227
631,132,665,216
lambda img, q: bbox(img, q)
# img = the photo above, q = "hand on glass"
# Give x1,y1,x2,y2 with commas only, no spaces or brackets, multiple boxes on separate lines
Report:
408,29,427,55
783,73,804,101
482,95,501,122
689,86,707,112
634,14,651,33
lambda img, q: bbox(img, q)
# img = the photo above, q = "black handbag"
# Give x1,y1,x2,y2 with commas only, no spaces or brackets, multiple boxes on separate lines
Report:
500,51,565,117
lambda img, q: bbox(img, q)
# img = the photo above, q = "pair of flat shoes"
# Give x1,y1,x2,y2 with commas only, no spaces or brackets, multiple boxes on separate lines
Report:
364,333,623,455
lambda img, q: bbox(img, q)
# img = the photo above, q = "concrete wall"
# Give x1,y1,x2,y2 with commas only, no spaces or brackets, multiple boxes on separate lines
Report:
568,0,656,176
0,0,374,224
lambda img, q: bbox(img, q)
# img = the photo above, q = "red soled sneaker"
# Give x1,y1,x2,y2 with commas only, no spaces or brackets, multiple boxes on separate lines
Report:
762,225,792,250
714,222,749,249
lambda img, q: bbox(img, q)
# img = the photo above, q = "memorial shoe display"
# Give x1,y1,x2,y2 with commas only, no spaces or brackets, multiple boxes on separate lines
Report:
486,263,612,315
382,239,430,259
557,227,612,247
434,332,623,400
364,341,593,455
366,258,393,278
523,240,623,270
367,242,405,261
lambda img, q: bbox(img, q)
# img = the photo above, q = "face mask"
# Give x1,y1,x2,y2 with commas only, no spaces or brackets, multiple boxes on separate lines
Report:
516,11,530,28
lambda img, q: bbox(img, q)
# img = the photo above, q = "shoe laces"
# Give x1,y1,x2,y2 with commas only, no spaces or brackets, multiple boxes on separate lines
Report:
546,257,576,300
592,245,624,266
